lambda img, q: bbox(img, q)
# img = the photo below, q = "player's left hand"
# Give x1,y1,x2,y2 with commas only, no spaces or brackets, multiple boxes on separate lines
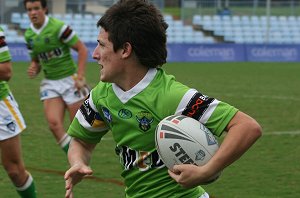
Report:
168,164,213,188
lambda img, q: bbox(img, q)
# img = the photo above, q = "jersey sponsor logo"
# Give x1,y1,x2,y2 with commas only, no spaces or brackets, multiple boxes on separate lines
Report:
38,48,63,62
182,92,214,120
118,109,132,119
101,106,112,123
115,145,165,171
136,111,154,132
80,97,106,128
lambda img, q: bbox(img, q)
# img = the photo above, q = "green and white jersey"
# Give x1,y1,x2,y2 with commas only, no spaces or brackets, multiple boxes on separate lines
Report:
24,16,79,80
68,68,238,197
0,27,11,100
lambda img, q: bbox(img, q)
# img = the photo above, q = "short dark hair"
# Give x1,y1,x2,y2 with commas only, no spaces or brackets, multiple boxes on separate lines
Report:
97,0,168,68
23,0,47,9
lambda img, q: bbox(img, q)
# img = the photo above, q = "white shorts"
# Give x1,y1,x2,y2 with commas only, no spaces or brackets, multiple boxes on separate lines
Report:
0,93,26,141
199,192,209,198
40,75,89,105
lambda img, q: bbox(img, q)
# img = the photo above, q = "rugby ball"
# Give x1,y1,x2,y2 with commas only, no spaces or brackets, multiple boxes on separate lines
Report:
155,115,220,182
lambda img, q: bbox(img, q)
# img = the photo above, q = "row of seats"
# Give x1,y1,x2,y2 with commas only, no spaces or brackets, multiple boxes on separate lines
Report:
9,13,216,44
193,14,300,44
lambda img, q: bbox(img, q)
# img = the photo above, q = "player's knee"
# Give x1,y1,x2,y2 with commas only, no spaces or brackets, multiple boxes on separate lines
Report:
48,120,63,132
4,165,26,185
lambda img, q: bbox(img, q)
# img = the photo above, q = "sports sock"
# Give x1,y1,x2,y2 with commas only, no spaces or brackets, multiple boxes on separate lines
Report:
58,134,72,153
16,174,37,198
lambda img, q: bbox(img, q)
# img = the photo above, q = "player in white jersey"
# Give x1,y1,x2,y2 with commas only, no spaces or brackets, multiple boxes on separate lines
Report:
23,0,89,153
0,27,37,197
64,0,262,197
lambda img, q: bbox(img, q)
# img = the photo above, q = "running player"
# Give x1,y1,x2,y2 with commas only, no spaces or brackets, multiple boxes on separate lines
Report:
64,0,262,197
23,0,89,153
0,26,37,198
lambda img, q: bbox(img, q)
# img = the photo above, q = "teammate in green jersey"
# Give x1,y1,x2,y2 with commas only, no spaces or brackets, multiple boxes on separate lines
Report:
23,0,89,153
64,0,262,197
0,26,37,198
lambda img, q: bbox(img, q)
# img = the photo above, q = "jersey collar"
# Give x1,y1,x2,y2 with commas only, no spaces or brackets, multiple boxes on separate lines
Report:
112,68,157,103
30,15,49,35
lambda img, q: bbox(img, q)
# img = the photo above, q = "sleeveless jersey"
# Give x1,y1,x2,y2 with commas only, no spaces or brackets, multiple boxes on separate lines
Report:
0,27,11,100
24,16,79,80
68,68,238,197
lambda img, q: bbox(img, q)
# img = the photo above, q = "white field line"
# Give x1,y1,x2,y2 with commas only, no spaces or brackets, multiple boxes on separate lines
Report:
263,131,300,136
210,93,300,102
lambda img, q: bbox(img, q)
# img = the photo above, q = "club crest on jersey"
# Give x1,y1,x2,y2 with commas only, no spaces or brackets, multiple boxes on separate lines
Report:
118,109,132,119
102,107,112,123
44,37,50,43
136,111,154,132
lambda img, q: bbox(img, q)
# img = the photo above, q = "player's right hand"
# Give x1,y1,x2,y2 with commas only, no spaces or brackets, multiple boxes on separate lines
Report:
64,164,93,198
27,62,41,78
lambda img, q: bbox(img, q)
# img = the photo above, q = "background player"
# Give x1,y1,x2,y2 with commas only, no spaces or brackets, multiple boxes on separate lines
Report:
0,26,37,198
23,0,89,153
64,0,262,197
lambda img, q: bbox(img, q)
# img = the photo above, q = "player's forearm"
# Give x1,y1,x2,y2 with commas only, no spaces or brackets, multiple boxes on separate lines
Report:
68,138,95,166
76,42,88,79
0,61,12,81
205,112,262,175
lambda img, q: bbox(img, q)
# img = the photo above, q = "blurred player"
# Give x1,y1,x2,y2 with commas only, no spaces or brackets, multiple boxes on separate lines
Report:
0,26,37,197
23,0,89,153
64,0,262,197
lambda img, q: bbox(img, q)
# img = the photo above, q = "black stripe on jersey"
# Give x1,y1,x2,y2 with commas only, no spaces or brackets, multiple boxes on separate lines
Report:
60,26,73,40
182,92,215,120
0,36,7,48
79,95,103,126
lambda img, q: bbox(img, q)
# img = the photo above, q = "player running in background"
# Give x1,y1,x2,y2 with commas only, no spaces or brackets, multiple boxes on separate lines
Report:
0,26,37,198
64,0,262,197
23,0,89,153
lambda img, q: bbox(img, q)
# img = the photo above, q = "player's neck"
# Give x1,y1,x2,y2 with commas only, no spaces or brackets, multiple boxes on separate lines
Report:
116,66,149,92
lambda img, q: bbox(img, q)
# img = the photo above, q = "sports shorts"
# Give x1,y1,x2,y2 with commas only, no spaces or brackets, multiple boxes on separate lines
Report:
40,75,89,105
199,192,209,198
0,93,26,141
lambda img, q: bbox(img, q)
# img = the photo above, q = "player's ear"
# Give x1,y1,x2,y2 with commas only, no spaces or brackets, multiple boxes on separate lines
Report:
121,42,132,58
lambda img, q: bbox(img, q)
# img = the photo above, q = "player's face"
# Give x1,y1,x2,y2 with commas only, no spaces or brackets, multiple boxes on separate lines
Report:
92,28,125,83
25,1,47,28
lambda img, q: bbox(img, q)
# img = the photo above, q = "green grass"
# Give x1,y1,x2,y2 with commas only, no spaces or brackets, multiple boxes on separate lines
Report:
1,62,300,197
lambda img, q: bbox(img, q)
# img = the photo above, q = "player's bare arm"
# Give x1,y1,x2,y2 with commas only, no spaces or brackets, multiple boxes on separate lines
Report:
27,59,41,78
65,138,96,197
169,111,262,188
71,40,88,89
0,61,12,81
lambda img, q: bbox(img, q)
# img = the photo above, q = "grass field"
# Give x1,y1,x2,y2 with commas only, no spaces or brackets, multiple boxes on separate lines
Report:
1,62,300,198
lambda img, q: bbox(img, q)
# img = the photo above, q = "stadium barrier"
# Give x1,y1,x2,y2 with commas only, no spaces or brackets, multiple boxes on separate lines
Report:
8,43,300,62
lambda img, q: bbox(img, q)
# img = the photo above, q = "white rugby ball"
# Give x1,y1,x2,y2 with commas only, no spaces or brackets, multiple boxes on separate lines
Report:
155,115,220,182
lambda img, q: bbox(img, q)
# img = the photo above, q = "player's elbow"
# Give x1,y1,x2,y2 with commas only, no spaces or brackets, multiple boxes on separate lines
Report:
249,119,262,141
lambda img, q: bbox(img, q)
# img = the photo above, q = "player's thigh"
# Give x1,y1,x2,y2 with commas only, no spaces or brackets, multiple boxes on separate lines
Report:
43,97,66,124
66,99,84,120
0,135,24,168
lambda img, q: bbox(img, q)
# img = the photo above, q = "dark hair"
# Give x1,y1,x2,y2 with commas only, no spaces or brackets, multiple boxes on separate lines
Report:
23,0,47,9
97,0,168,68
